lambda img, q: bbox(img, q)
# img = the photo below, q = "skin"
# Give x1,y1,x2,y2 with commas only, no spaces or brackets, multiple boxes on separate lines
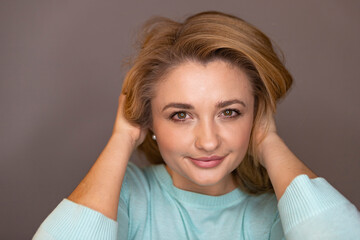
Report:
68,59,317,221
151,60,254,196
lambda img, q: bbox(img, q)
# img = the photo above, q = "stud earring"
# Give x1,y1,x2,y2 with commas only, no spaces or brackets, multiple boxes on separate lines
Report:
152,134,157,140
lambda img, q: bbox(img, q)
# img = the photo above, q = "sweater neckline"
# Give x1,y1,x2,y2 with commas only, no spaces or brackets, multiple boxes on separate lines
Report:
150,164,248,208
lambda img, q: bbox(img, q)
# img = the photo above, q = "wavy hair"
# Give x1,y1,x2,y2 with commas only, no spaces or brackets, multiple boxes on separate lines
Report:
122,11,292,194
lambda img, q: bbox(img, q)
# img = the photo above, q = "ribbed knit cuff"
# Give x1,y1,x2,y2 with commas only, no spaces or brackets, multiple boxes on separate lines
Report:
278,175,348,234
35,198,118,240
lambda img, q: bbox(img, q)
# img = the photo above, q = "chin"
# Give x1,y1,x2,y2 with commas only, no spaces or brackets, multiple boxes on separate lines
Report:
189,173,226,187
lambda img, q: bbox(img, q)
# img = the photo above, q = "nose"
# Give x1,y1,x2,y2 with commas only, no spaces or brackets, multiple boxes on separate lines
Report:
194,119,221,152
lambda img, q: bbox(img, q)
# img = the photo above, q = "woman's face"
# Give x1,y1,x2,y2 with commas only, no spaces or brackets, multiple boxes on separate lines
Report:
151,60,254,196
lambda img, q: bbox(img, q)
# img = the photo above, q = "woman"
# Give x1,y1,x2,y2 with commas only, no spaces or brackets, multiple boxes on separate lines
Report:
33,11,360,239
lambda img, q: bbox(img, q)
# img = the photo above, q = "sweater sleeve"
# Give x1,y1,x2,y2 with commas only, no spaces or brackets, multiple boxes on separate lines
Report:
32,162,144,239
32,198,119,240
276,174,360,239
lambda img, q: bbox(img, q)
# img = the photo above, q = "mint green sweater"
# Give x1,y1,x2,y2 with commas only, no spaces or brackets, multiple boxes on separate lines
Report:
33,162,360,239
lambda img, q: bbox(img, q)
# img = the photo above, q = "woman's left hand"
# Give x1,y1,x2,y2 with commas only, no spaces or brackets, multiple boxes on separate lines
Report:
254,115,280,168
254,114,317,199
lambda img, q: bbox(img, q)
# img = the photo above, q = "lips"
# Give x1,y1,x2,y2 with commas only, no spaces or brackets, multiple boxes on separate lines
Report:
188,155,226,168
190,155,224,161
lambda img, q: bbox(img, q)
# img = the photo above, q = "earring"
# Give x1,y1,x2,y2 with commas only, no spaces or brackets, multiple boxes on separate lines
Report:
152,134,157,141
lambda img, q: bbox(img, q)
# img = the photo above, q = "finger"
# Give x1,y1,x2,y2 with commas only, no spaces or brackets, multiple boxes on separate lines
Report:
118,93,127,107
115,94,127,121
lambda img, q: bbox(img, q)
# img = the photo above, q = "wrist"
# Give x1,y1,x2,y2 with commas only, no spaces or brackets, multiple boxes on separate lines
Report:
110,132,137,152
257,133,283,168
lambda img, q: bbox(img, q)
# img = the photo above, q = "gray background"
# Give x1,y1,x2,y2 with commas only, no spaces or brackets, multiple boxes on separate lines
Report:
1,0,359,239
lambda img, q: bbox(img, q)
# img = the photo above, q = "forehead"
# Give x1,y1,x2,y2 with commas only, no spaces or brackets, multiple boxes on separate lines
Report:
152,60,254,108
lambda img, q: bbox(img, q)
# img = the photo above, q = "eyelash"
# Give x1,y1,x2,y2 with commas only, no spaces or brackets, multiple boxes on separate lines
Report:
169,109,241,122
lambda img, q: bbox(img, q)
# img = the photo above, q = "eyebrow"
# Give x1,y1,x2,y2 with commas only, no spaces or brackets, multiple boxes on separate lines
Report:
161,99,246,112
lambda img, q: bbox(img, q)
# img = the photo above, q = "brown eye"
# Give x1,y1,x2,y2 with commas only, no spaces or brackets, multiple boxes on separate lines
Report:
224,110,233,116
170,111,189,122
221,109,241,118
177,112,187,119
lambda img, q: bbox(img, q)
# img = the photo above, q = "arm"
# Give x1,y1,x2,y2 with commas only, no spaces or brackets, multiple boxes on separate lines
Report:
258,117,360,239
33,94,147,239
68,93,147,220
257,117,317,200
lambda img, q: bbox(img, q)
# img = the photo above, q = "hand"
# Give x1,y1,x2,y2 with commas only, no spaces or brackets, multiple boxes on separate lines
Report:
255,115,281,167
112,93,147,149
254,114,317,199
67,93,146,220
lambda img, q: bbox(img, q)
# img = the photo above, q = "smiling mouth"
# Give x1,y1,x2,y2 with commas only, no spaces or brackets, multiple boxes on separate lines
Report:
188,155,226,168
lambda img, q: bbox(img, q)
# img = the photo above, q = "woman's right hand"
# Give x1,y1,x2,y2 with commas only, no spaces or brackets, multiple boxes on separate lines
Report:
112,93,148,150
67,93,147,221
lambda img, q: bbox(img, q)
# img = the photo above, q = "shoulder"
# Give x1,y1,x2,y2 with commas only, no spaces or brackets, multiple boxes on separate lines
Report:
244,192,281,237
247,191,278,213
120,162,153,202
120,162,166,203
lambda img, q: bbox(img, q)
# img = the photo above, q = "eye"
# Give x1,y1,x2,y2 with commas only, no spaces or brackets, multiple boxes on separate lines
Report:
220,109,241,118
170,111,190,122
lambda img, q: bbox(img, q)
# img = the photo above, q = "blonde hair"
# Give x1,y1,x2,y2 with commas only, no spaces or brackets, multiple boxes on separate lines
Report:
122,11,292,194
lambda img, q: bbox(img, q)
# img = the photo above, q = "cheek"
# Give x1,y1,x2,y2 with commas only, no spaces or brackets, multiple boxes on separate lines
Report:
222,120,253,151
153,119,193,158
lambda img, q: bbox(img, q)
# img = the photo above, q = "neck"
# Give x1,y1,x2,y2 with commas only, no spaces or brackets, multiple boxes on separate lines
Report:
165,165,237,196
